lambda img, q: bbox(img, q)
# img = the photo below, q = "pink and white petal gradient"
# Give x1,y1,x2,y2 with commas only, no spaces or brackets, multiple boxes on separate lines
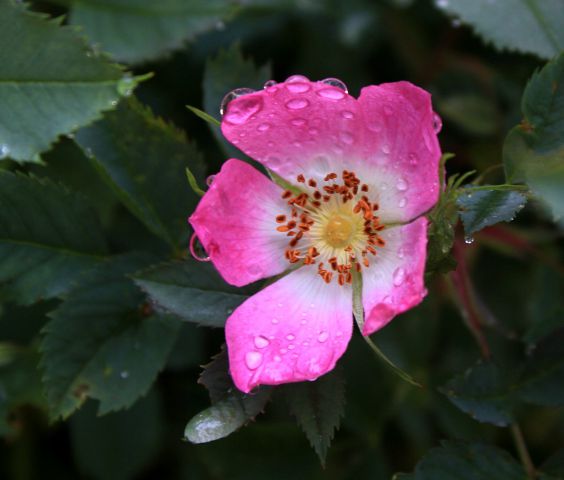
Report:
361,217,429,336
221,79,441,224
189,159,290,287
225,267,353,393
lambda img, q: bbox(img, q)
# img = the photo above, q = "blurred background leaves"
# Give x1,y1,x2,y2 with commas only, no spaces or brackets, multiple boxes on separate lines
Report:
0,0,563,478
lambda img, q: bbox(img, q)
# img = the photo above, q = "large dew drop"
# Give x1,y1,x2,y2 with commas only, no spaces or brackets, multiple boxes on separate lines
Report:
286,98,310,110
220,87,258,119
320,77,348,93
432,112,443,133
189,233,211,262
254,336,270,349
245,351,263,370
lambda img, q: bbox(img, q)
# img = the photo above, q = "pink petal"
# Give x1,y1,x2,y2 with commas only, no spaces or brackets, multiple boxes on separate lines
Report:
357,82,441,222
221,80,441,224
225,267,353,392
189,159,290,287
361,217,428,336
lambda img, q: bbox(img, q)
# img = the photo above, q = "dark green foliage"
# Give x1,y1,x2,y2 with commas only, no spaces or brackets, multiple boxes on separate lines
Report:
0,0,135,162
456,189,527,236
40,254,180,419
0,172,107,304
133,260,248,327
283,365,346,465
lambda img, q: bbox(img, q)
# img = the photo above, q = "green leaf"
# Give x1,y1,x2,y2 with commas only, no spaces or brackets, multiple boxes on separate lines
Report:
514,328,564,407
0,172,107,305
198,347,233,404
68,0,237,64
0,1,136,162
283,366,346,465
541,448,564,477
504,53,564,221
440,361,514,427
524,266,564,344
70,391,163,480
456,188,527,236
74,97,205,250
40,254,181,419
133,260,248,328
0,347,46,436
436,0,564,59
203,43,271,157
405,440,527,479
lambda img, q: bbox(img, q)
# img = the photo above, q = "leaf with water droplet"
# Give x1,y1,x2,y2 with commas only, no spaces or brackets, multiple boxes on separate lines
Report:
456,188,527,236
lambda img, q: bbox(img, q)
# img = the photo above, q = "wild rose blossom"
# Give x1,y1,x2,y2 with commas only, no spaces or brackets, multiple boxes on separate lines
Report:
189,76,441,393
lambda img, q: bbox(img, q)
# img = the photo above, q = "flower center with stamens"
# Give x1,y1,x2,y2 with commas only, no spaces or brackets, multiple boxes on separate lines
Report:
275,170,387,286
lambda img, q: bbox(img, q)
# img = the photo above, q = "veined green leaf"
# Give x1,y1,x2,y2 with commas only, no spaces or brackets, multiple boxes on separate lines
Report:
504,53,564,221
133,260,249,328
0,1,137,162
0,172,107,305
436,0,564,59
74,97,205,250
68,0,238,64
40,254,181,419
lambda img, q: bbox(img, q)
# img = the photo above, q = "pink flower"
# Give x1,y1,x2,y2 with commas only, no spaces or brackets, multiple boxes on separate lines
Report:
189,76,441,393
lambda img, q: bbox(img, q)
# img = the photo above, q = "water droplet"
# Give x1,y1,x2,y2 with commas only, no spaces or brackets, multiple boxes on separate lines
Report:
398,197,408,208
432,113,443,133
339,132,354,145
215,20,225,30
274,355,282,362
117,75,136,96
206,174,216,186
189,233,210,262
393,267,405,286
288,344,295,350
384,105,394,116
296,348,333,376
464,236,474,244
381,182,389,191
286,98,310,110
263,80,277,89
110,100,118,107
245,351,263,370
317,331,329,343
286,82,310,93
317,88,346,100
341,110,354,119
320,78,348,93
277,302,284,308
396,177,408,191
220,87,256,116
408,153,418,165
291,118,307,127
397,247,406,259
286,74,310,83
308,127,319,135
300,319,307,325
120,371,129,379
257,122,271,132
286,334,295,341
0,144,10,159
381,144,391,154
280,348,288,355
271,318,279,324
254,336,270,349
367,121,382,133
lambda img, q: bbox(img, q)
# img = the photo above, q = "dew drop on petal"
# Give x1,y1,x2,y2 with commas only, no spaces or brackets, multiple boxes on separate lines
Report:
408,152,418,165
286,98,310,110
206,174,216,186
189,233,211,262
308,127,319,135
398,197,408,208
291,118,307,127
320,77,348,93
263,80,277,89
432,112,443,133
286,82,311,93
220,87,256,116
271,318,279,324
397,246,405,259
381,144,391,154
286,334,295,341
317,88,346,100
274,355,282,362
339,132,354,145
254,336,270,349
317,331,329,343
257,122,271,132
393,267,405,286
396,177,408,191
245,351,263,370
297,348,332,376
341,110,354,119
288,344,295,350
367,121,382,133
286,74,310,83
223,95,263,125
464,236,475,244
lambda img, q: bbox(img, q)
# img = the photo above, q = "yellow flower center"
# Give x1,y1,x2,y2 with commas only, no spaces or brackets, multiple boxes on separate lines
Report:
323,214,354,248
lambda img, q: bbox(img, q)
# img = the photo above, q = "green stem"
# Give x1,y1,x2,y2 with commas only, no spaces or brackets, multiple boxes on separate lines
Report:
511,423,536,479
461,184,529,193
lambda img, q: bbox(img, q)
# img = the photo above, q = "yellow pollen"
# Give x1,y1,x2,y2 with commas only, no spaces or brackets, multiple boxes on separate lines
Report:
323,214,354,248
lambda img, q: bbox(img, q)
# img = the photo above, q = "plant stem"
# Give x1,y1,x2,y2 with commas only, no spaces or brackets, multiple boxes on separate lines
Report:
511,423,536,479
461,184,529,193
